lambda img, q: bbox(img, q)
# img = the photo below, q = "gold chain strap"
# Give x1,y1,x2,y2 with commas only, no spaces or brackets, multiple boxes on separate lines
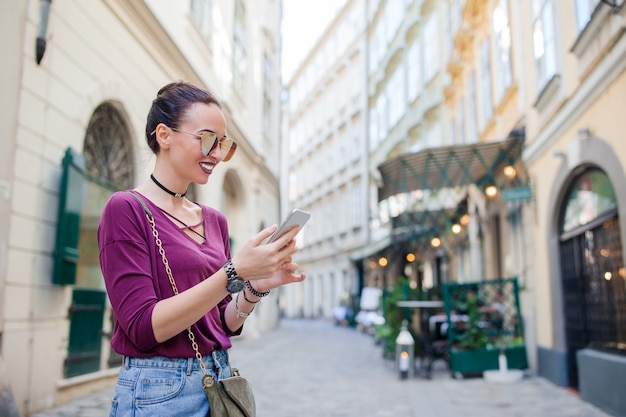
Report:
145,213,210,380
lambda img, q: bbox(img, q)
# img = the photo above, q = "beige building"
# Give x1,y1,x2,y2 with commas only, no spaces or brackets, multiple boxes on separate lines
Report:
362,0,626,415
0,0,283,414
441,2,626,415
287,0,626,415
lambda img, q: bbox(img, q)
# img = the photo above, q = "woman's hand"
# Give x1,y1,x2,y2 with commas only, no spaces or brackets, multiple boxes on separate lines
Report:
250,261,306,293
231,224,305,287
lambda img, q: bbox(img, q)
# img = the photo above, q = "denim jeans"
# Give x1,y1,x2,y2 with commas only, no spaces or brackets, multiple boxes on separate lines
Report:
109,350,232,417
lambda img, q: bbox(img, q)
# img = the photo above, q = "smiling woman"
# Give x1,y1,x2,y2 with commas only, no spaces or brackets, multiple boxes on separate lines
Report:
97,81,307,416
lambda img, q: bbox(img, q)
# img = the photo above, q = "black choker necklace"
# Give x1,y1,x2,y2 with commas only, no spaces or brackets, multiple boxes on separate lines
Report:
150,174,187,198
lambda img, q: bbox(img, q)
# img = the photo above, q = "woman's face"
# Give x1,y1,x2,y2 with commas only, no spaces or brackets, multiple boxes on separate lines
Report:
169,102,228,185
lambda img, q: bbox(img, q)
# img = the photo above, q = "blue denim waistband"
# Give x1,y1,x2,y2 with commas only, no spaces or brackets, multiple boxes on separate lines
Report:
123,350,229,373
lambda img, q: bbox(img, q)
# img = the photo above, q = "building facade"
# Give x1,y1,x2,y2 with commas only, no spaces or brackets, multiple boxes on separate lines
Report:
281,0,369,320
0,0,283,414
285,0,626,415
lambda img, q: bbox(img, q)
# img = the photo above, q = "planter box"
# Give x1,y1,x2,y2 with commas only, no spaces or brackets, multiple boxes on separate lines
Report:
449,345,528,375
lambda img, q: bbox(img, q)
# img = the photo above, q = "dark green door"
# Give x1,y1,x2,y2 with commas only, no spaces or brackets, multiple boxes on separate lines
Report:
65,288,106,377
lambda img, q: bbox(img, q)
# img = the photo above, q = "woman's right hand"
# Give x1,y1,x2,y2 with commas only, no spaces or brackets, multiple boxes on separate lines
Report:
231,224,301,281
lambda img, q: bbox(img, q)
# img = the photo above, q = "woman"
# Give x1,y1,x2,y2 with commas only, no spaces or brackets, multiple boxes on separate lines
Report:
98,81,305,416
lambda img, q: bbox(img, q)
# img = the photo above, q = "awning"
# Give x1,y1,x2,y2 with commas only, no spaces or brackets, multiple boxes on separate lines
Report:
391,203,466,235
377,133,525,201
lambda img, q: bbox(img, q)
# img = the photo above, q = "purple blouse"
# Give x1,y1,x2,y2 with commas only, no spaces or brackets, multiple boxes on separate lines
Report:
98,191,241,358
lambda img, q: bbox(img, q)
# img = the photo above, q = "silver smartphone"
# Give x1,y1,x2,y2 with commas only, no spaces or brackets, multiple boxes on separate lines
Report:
267,209,311,243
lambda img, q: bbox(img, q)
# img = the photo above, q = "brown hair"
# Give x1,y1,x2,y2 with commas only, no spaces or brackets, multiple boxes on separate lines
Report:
145,81,222,154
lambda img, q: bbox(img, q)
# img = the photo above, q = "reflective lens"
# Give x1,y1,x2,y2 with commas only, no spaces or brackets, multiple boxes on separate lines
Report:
200,132,237,161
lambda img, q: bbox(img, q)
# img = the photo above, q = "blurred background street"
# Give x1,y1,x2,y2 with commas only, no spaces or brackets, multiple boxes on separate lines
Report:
31,319,612,417
2,1,626,416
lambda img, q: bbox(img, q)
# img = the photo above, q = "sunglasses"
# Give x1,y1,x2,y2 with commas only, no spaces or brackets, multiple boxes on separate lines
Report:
170,127,237,161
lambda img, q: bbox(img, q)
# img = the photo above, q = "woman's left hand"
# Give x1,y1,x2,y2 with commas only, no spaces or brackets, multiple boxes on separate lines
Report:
252,261,306,293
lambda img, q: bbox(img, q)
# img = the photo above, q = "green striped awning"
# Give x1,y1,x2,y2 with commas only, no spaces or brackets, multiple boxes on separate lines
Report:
377,133,525,202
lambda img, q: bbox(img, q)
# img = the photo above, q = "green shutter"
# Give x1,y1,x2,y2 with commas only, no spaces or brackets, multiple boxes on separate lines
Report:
52,148,85,285
65,288,106,377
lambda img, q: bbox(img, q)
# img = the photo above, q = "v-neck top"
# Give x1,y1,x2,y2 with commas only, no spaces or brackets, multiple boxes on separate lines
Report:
98,190,241,358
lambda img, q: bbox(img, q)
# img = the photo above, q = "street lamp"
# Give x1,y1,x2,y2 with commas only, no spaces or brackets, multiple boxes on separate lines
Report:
395,319,414,379
485,185,498,198
36,0,53,65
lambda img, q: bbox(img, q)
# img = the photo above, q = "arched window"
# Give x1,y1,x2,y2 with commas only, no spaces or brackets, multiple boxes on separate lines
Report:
84,102,135,189
560,168,617,234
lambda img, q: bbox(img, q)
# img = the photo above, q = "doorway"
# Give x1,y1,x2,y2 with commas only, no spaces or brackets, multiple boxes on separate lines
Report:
558,168,626,388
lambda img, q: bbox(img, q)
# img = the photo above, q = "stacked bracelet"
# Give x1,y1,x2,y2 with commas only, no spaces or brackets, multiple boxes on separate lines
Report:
242,287,259,304
235,292,254,318
245,280,270,298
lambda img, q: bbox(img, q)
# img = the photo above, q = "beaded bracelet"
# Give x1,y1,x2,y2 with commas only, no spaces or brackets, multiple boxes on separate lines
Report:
245,280,270,298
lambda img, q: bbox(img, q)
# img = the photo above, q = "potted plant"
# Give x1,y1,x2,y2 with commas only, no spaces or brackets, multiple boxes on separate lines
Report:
443,278,528,378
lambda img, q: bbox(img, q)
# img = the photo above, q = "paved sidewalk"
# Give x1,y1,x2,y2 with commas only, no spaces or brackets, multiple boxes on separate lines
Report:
31,319,614,417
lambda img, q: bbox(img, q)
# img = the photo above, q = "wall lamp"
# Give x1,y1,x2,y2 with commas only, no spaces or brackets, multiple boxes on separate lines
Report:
36,0,53,65
485,185,498,198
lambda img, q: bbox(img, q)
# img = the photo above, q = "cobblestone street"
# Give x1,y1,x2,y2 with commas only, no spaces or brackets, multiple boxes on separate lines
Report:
32,319,614,417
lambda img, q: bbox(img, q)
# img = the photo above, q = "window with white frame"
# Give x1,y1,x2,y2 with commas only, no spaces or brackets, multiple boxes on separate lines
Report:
338,184,348,233
456,98,465,144
262,53,273,139
427,122,443,149
451,0,463,34
370,21,386,74
407,40,421,102
479,38,493,130
424,14,440,83
385,0,404,43
350,178,365,227
467,72,478,144
388,66,405,128
576,0,601,32
444,0,454,58
190,0,213,41
233,0,247,94
493,0,513,102
369,106,378,151
532,0,557,92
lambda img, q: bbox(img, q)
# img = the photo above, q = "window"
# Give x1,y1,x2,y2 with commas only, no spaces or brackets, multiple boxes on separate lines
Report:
467,72,478,144
532,0,557,92
479,38,493,129
424,14,440,83
493,0,513,101
388,65,405,128
456,98,465,145
576,0,601,32
370,21,386,74
561,168,617,234
385,0,404,43
407,41,421,103
263,53,273,140
190,0,213,41
351,178,363,228
233,0,247,94
427,123,443,149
